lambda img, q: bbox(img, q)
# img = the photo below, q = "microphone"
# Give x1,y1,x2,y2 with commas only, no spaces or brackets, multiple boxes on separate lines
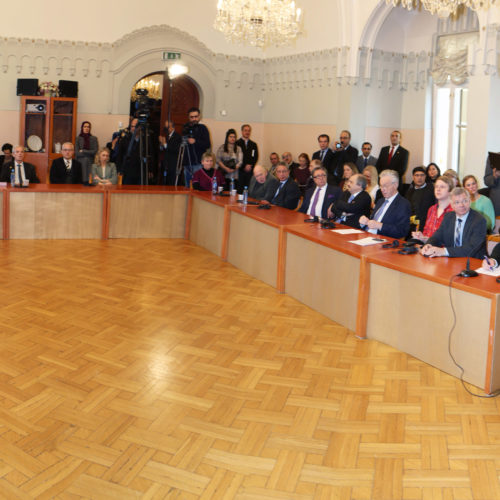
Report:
398,246,419,255
382,240,400,249
458,238,486,278
304,216,319,223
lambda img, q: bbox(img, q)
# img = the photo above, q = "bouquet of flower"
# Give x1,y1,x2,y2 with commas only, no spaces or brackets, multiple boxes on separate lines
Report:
38,82,59,97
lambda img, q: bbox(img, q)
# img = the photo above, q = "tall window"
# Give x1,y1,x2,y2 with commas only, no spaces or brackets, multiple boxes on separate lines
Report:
432,86,468,176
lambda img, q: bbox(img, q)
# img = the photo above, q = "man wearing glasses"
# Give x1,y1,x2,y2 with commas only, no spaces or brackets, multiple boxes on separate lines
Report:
299,166,341,219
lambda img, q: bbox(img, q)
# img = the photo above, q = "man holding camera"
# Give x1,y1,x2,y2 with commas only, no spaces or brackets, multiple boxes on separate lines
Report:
181,107,211,187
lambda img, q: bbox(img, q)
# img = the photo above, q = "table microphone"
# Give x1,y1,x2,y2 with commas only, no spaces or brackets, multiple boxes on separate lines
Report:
382,240,399,249
304,216,319,223
459,239,485,277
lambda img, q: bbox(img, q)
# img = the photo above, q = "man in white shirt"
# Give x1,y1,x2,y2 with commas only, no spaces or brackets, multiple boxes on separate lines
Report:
299,166,341,219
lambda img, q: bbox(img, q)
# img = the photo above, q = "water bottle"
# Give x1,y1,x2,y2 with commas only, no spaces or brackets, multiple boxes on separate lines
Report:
243,186,248,205
10,169,14,187
230,177,235,194
212,176,218,195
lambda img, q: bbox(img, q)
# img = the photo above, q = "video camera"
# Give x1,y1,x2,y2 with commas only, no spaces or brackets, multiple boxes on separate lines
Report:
134,88,152,125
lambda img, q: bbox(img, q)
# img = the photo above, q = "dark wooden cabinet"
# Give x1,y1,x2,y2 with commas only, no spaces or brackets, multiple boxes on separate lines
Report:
20,96,78,183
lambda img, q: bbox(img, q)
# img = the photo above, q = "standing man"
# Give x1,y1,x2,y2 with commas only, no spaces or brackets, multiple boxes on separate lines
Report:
236,124,259,190
420,187,486,259
116,117,143,185
269,152,280,177
375,130,409,184
282,151,299,178
49,142,83,184
405,166,436,233
356,142,378,170
359,169,411,239
0,145,40,184
159,120,181,185
312,134,335,184
331,130,358,185
181,107,211,187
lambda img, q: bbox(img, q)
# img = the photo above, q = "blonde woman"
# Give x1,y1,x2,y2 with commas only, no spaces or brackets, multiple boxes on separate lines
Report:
91,147,117,185
363,165,379,206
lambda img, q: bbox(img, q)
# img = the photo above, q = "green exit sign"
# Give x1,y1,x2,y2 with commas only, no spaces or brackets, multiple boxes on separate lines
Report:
163,52,181,60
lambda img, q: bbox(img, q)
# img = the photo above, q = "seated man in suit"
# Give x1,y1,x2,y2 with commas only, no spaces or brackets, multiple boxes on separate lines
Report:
356,142,378,171
0,145,40,184
49,142,83,184
329,173,372,228
248,165,279,202
299,166,341,219
263,162,301,210
421,187,487,259
359,169,411,239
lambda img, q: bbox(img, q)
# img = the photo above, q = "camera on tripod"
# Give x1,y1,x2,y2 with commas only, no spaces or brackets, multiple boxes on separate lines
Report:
134,88,152,125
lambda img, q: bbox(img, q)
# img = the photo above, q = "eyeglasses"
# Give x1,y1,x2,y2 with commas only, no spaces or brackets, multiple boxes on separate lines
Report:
313,174,326,179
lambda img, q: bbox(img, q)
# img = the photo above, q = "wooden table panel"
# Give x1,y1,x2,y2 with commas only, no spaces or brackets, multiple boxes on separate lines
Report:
108,193,188,238
285,232,360,331
9,191,103,239
189,196,226,256
367,262,490,388
227,210,279,287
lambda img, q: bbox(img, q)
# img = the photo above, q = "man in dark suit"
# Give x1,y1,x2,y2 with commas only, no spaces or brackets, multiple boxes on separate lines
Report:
359,169,411,239
0,145,40,184
356,142,378,171
265,162,301,210
312,134,336,185
330,130,358,184
330,174,372,228
405,166,435,232
299,166,341,219
421,187,487,259
159,120,182,185
282,151,299,177
375,130,409,184
49,142,83,184
236,124,259,190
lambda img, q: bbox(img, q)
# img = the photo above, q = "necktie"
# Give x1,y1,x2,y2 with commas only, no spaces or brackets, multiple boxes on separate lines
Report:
65,160,70,170
273,182,284,202
16,163,22,184
373,199,389,222
321,150,325,162
455,218,462,247
310,187,321,216
364,157,368,167
388,147,394,164
348,194,355,203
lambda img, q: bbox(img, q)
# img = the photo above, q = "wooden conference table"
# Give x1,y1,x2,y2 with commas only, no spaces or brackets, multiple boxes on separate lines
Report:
2,185,499,392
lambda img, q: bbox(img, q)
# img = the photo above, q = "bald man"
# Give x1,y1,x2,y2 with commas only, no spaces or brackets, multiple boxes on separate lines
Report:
248,165,279,202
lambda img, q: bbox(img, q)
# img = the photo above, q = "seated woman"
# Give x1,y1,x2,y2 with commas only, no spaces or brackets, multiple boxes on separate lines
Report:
216,128,243,191
76,121,99,184
192,152,225,191
339,162,358,191
463,174,495,232
411,175,454,243
426,162,440,184
362,165,379,206
293,153,311,195
91,147,117,185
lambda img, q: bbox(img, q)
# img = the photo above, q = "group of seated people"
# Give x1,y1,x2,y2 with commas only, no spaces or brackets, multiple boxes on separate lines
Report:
193,143,500,269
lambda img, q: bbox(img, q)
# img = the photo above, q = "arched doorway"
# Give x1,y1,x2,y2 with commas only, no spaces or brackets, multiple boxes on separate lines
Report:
160,74,200,135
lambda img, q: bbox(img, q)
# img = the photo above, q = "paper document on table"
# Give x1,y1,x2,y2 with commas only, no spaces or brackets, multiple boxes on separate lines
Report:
476,266,500,277
349,237,387,246
332,229,364,235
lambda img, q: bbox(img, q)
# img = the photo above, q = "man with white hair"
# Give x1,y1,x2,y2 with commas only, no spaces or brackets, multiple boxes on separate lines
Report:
359,169,411,239
248,164,279,202
0,145,40,184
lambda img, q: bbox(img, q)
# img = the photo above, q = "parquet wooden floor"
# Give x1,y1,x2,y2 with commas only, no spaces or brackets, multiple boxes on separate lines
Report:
0,238,499,499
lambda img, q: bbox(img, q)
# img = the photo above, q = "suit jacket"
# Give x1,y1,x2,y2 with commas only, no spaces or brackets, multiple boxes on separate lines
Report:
376,145,409,182
333,189,372,228
91,163,118,185
0,161,40,183
405,182,436,230
356,154,378,171
49,157,83,184
161,130,182,185
312,149,336,185
370,193,411,239
299,185,342,219
235,138,258,168
271,178,301,210
331,146,359,184
427,209,487,258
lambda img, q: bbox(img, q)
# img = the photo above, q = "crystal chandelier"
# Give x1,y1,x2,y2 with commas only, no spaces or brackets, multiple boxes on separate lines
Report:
131,77,161,101
387,0,497,17
214,0,303,49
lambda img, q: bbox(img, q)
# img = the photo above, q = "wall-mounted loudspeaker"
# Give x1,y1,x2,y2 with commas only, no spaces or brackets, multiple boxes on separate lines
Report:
16,79,39,96
58,80,78,98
